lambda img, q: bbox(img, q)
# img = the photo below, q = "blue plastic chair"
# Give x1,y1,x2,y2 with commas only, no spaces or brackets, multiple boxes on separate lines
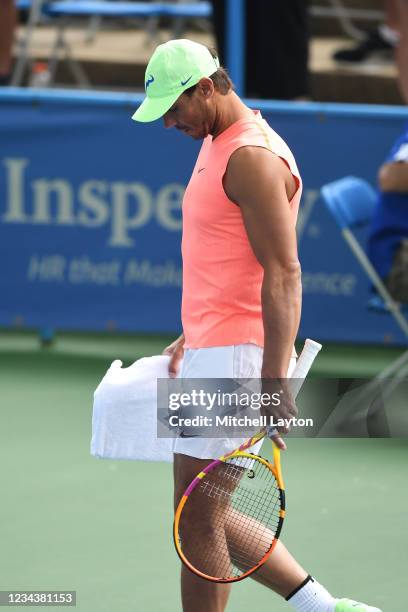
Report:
322,176,378,230
321,176,408,375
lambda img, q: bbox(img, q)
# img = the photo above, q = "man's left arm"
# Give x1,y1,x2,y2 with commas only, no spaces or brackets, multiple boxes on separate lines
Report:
378,161,408,192
224,146,302,380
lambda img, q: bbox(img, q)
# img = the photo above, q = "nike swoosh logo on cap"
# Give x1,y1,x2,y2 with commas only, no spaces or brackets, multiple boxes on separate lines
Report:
181,76,193,86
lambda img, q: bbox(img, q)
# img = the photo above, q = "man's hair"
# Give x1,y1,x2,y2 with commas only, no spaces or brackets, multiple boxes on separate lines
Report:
184,47,234,96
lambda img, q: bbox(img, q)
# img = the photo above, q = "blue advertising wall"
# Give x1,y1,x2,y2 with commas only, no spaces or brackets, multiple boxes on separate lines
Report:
1,88,407,344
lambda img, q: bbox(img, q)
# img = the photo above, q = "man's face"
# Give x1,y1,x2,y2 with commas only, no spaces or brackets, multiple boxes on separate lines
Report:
162,80,213,140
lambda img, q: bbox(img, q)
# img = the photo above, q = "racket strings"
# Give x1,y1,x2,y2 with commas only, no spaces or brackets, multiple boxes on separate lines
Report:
178,456,282,580
219,462,246,483
200,479,234,502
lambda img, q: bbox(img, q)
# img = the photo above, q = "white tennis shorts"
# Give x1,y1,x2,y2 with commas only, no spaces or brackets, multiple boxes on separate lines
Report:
172,344,296,460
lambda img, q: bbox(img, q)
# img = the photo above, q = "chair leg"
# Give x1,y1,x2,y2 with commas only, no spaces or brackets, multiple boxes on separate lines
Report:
343,228,408,339
12,0,44,86
48,22,91,89
366,353,408,436
378,348,408,379
85,14,102,44
328,0,366,40
64,41,91,88
316,346,408,437
145,15,161,48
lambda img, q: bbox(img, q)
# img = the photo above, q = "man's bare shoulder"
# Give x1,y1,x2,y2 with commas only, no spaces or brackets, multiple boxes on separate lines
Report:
228,145,288,173
225,145,296,203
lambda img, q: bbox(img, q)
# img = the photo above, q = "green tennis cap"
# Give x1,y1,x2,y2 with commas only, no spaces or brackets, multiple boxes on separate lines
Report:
132,39,220,123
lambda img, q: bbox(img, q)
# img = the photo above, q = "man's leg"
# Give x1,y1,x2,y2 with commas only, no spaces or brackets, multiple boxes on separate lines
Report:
174,453,309,610
0,0,16,83
174,453,232,612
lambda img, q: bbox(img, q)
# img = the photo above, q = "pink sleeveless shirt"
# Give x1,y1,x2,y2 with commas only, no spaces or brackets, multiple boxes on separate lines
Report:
181,111,302,349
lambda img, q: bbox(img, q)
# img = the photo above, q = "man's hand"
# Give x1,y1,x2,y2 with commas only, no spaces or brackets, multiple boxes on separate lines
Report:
261,379,298,450
162,333,185,378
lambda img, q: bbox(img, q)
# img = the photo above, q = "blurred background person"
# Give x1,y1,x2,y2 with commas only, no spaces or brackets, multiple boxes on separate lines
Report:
210,0,310,100
333,0,408,103
0,0,17,85
333,0,399,64
368,122,408,303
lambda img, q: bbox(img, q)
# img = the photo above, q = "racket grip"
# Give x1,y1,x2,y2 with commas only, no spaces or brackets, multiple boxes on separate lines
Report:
291,339,322,399
266,339,322,439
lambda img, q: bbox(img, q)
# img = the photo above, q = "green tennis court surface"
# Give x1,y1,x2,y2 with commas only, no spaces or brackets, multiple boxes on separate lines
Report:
0,331,406,611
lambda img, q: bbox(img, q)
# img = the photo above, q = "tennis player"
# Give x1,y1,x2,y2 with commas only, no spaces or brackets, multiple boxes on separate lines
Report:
133,39,382,612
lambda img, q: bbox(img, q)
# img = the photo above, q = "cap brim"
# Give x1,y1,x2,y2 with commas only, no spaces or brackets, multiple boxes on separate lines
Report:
132,91,180,123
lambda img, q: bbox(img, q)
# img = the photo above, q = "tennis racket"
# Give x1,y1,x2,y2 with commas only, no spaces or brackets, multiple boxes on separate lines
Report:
173,338,322,583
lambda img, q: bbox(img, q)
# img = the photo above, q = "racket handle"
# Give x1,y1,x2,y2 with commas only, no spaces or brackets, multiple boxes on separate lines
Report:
266,339,322,439
291,339,322,399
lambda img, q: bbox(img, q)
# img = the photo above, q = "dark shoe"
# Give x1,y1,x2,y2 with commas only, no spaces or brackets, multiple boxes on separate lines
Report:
0,73,11,86
333,29,393,63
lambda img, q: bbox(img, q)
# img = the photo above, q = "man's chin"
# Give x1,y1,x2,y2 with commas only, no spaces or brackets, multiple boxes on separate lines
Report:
190,128,208,140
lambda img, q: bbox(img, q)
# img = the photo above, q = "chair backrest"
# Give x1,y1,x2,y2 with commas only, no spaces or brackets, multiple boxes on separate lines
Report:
321,176,378,230
16,0,33,9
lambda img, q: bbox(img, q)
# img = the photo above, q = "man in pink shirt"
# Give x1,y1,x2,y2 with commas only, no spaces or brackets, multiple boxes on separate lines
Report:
133,39,382,612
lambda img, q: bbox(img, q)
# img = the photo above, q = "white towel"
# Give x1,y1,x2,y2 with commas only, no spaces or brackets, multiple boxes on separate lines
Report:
91,355,176,462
